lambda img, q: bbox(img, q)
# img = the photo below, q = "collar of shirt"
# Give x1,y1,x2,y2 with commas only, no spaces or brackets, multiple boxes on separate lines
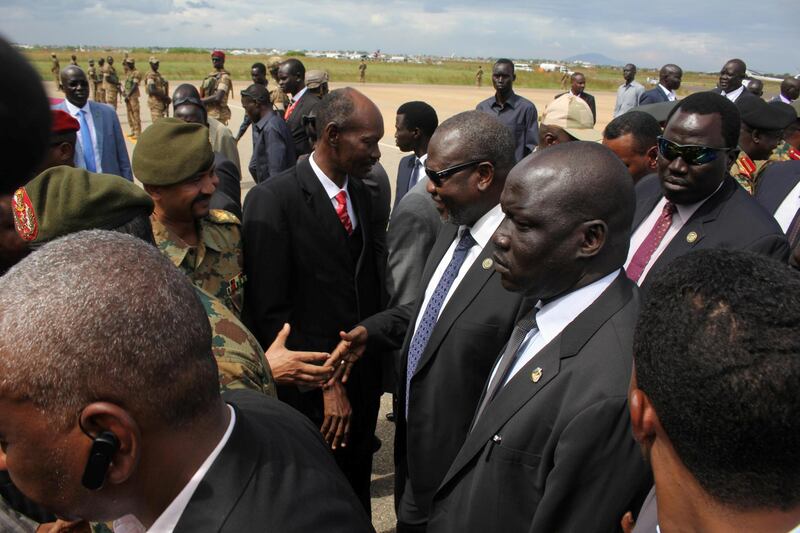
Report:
113,405,236,533
658,84,676,101
492,91,518,110
722,85,744,101
254,112,273,131
64,99,90,116
570,90,582,97
290,86,308,104
415,153,428,168
310,151,349,199
459,203,504,250
780,93,792,104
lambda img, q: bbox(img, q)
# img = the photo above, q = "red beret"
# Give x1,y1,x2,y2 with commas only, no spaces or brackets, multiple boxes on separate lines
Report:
51,109,80,134
211,50,225,60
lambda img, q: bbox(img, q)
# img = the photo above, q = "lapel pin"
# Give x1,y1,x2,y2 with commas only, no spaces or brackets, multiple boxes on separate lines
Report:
531,367,542,383
686,231,698,244
482,258,493,270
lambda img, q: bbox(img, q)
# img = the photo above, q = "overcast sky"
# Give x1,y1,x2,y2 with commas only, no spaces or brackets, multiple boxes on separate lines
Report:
2,0,798,74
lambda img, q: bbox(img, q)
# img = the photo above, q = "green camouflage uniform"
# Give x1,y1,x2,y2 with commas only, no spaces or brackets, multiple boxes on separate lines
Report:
151,209,245,317
202,68,232,125
103,63,120,111
145,70,169,123
50,55,61,90
124,67,142,136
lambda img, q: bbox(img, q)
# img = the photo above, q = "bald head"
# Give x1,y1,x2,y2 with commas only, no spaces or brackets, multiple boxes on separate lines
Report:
60,66,90,109
780,77,800,101
493,142,634,299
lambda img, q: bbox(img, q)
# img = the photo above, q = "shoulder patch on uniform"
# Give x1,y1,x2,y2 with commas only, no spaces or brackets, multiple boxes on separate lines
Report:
208,209,241,225
12,187,38,241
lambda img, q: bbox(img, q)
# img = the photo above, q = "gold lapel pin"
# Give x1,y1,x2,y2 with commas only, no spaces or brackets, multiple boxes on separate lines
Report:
686,231,698,244
531,367,542,383
482,258,493,270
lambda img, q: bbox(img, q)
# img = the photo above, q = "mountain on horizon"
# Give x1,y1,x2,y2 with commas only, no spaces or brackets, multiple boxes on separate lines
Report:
562,53,625,67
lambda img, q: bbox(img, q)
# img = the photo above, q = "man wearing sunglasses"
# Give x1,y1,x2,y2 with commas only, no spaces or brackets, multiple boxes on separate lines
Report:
336,111,526,533
625,92,788,295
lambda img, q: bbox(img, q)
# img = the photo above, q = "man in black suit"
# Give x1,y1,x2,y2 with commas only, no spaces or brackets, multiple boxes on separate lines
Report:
242,88,385,513
639,64,682,105
755,160,800,265
334,111,526,532
556,71,596,123
428,142,651,532
626,92,789,295
0,231,372,532
394,101,438,209
278,58,320,157
209,152,242,219
711,58,756,103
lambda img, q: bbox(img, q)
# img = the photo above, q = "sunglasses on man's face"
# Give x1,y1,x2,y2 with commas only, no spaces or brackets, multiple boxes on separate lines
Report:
425,160,485,187
657,136,731,166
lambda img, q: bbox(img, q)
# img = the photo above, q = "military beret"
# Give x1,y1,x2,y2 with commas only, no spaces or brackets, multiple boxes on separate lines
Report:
211,50,225,60
737,97,794,130
12,166,154,244
132,118,214,186
50,109,79,134
149,56,159,64
305,70,329,89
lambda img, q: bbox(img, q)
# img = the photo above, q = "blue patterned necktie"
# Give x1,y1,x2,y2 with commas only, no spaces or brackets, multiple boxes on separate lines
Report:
77,110,97,172
406,229,477,414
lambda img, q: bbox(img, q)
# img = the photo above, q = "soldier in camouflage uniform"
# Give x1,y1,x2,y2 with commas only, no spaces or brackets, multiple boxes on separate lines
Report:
87,58,97,101
133,118,245,316
102,55,120,111
145,56,170,123
70,54,78,66
268,55,289,112
50,53,61,90
122,58,142,138
201,50,232,125
95,57,106,103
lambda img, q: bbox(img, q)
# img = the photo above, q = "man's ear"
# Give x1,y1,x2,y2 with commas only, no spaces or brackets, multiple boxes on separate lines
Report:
324,122,341,148
646,145,658,170
629,385,659,455
576,220,607,259
475,162,495,192
79,402,141,486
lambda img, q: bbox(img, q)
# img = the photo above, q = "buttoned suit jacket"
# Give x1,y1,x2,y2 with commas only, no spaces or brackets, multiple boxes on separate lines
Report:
638,86,670,105
633,173,789,295
393,154,417,209
360,222,526,516
428,274,651,533
754,160,800,215
52,100,133,180
555,91,596,123
173,389,373,532
284,91,320,157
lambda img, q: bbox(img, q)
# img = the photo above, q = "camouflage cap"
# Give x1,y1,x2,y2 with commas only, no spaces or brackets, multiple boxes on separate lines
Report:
305,70,329,89
133,118,214,186
268,56,283,69
11,166,154,244
149,56,159,64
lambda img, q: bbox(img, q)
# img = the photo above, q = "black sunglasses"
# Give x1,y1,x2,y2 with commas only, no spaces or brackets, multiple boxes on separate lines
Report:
425,160,485,187
657,136,731,166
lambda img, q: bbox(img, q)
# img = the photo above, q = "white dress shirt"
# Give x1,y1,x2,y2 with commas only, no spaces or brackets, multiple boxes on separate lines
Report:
412,203,504,334
290,86,308,103
309,152,358,229
113,405,236,533
490,270,620,387
773,180,800,232
410,153,428,189
780,94,793,104
64,99,102,172
624,183,722,284
658,84,677,102
721,85,744,102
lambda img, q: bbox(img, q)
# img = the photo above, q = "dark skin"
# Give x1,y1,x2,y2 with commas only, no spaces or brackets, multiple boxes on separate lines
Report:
172,84,207,126
123,62,137,101
251,67,267,86
661,66,682,91
738,124,782,161
61,66,90,108
241,94,273,124
780,78,800,101
201,56,226,106
603,133,658,183
623,64,636,84
146,62,170,104
38,134,77,173
658,110,736,205
394,113,430,157
785,119,800,151
718,60,746,93
277,63,304,96
571,73,586,96
539,124,575,148
745,79,764,98
491,62,515,105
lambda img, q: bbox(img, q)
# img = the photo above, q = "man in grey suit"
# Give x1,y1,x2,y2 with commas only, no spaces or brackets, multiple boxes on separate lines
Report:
428,142,651,532
394,101,438,209
53,66,132,181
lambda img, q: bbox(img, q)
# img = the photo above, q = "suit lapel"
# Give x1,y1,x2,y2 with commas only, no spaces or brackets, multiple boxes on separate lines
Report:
173,406,260,532
89,102,105,158
439,274,634,490
632,180,662,230
349,177,370,276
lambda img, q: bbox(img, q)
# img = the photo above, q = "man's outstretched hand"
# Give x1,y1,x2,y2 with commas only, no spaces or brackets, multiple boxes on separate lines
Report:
326,326,369,385
266,323,332,387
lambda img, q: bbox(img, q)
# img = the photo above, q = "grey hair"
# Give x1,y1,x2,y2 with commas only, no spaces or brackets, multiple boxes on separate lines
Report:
0,230,218,428
436,110,516,178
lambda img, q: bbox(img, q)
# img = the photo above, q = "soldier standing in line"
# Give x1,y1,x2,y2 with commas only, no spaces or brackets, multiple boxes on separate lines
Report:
103,55,120,111
267,56,288,112
95,57,106,103
475,65,483,87
123,58,142,139
359,59,367,83
201,50,232,125
70,54,78,66
87,58,97,101
50,53,62,90
145,56,170,123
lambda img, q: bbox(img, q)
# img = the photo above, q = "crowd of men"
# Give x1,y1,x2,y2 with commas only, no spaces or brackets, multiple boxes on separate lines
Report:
1,40,799,533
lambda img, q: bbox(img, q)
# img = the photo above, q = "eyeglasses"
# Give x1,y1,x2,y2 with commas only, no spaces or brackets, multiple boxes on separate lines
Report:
657,136,731,166
172,95,204,109
425,160,485,187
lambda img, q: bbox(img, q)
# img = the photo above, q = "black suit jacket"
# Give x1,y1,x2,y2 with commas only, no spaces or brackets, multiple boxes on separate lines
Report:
174,390,373,532
210,152,242,219
709,86,758,103
361,222,526,515
285,91,320,157
556,91,596,123
754,160,800,214
639,86,670,105
428,274,651,533
633,174,789,294
394,154,416,209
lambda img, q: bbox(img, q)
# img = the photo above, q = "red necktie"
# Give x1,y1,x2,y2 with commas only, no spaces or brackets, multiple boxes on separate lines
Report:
284,98,299,120
335,190,353,235
626,201,676,283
